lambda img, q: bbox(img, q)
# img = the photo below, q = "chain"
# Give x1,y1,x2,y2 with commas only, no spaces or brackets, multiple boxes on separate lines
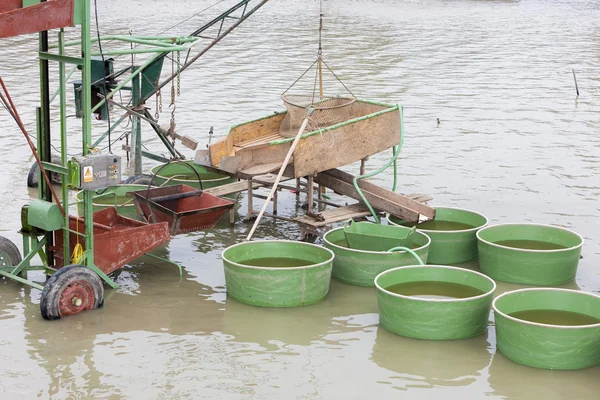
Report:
155,77,162,119
170,53,176,106
177,51,181,96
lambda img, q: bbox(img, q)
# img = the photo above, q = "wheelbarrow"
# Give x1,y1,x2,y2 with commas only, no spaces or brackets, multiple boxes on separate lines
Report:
130,161,235,235
53,207,171,275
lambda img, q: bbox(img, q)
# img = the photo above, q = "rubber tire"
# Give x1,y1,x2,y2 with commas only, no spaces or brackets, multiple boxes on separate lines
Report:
0,236,22,268
27,156,62,188
40,265,104,321
123,174,154,185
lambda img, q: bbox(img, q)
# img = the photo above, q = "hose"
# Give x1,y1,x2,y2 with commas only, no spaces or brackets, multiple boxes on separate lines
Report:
353,105,404,223
385,246,424,265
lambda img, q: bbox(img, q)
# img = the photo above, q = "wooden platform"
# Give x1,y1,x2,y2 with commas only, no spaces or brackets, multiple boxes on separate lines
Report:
293,203,372,228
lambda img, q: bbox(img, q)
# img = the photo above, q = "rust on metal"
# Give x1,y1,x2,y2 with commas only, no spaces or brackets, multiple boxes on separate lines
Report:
58,280,95,316
53,207,171,275
131,184,235,235
0,0,75,39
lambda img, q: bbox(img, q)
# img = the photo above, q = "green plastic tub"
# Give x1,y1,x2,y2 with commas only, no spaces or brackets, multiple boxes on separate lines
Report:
323,228,430,287
343,220,415,252
375,265,496,340
477,223,584,285
75,184,147,220
493,288,600,370
222,240,335,307
150,160,236,189
387,207,488,264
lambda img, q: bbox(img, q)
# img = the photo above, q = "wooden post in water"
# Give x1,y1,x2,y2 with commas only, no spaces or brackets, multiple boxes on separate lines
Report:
572,69,579,96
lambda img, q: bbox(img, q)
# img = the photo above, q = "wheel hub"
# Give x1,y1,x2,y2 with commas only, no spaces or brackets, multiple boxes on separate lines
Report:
58,280,95,316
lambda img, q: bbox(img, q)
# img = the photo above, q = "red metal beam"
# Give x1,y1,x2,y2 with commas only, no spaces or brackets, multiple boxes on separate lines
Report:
0,0,23,14
0,0,74,39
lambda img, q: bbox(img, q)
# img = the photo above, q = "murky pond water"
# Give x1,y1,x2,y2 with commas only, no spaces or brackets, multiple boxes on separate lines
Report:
1,0,600,398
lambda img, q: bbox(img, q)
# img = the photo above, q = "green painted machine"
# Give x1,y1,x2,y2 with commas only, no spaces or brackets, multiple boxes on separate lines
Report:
0,0,271,320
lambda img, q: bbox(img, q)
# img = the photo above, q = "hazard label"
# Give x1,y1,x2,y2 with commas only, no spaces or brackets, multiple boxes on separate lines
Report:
83,166,94,183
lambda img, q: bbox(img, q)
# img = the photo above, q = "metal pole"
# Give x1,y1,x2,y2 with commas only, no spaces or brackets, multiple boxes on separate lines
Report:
59,28,69,259
131,68,143,174
39,0,54,263
82,0,95,268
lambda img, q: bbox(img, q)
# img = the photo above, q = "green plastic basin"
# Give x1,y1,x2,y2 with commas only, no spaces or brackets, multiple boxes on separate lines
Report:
493,288,600,370
323,228,431,287
477,223,583,285
387,207,488,264
150,160,236,189
375,265,496,340
75,184,147,220
222,240,334,307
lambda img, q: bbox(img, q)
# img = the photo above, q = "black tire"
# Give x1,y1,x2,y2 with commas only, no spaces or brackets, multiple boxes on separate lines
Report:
0,236,22,268
123,174,154,185
40,265,104,321
27,156,62,188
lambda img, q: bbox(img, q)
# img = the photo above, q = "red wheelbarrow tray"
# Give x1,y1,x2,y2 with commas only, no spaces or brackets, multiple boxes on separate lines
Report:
130,184,235,235
53,207,171,275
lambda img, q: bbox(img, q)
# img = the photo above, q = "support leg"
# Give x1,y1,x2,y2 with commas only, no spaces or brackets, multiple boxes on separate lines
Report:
273,186,278,215
307,175,314,214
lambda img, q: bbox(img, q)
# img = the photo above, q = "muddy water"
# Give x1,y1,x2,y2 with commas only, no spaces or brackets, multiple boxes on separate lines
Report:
1,0,600,398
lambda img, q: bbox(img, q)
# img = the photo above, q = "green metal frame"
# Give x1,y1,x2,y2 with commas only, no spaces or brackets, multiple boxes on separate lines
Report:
0,0,183,292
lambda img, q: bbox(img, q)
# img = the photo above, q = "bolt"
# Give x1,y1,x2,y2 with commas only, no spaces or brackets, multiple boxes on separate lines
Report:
72,297,83,307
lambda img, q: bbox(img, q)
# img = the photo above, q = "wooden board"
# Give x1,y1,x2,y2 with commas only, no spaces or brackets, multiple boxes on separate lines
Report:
315,173,421,222
293,104,400,178
294,203,372,228
323,169,436,219
229,113,286,145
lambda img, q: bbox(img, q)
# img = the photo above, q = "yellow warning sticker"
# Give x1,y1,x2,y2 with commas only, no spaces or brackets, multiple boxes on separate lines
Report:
83,166,93,183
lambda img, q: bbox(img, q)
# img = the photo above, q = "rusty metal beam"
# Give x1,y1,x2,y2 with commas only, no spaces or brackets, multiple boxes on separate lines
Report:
0,0,74,39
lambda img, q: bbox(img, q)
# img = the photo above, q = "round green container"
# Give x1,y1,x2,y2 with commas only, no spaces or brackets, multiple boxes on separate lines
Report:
75,184,147,220
375,265,496,340
477,223,584,285
323,228,431,287
387,207,488,264
150,160,236,189
493,288,600,370
222,240,334,307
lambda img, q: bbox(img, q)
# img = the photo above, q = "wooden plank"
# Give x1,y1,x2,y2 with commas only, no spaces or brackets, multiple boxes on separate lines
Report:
293,102,399,177
315,173,420,222
323,168,436,219
229,113,286,145
239,162,287,177
294,203,371,227
204,180,259,197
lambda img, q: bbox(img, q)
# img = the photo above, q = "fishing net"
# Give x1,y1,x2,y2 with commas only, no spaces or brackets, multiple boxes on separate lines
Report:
279,57,356,138
279,94,356,137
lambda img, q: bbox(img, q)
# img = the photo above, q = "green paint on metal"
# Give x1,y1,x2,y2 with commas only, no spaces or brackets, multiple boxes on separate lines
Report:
140,57,165,100
477,223,583,285
150,160,236,190
388,207,488,264
0,268,44,291
10,236,47,277
91,113,128,148
222,240,334,307
27,200,64,232
145,253,183,277
323,228,431,287
493,288,600,370
132,69,142,175
375,265,496,340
